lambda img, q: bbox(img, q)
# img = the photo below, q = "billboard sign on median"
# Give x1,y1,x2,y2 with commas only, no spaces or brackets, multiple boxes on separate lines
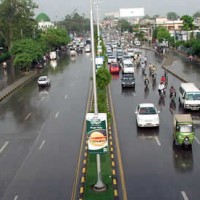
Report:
86,113,108,154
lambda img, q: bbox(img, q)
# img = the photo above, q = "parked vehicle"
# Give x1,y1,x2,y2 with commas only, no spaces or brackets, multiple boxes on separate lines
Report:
37,76,51,87
173,114,195,146
49,51,57,60
179,83,200,110
121,73,135,88
135,103,160,128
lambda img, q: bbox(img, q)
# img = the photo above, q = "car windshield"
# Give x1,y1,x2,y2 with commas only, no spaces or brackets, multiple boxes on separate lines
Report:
179,125,193,133
122,76,134,80
125,64,133,68
39,77,47,81
139,107,157,115
111,64,118,68
185,93,200,100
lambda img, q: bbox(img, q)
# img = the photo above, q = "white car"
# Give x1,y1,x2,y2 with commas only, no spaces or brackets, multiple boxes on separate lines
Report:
127,48,134,58
37,76,51,87
135,103,160,127
122,59,134,74
108,56,117,64
85,45,91,53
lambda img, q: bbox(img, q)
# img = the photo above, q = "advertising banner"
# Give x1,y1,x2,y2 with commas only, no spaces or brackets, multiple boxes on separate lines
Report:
86,113,108,154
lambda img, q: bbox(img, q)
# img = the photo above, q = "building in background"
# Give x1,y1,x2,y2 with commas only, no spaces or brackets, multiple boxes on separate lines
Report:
36,13,55,30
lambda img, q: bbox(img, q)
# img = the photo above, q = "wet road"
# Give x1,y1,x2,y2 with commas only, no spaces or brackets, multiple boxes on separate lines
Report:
0,52,92,200
110,50,200,200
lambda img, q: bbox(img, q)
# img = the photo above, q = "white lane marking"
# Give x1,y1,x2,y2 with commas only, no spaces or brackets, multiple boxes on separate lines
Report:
0,141,9,153
25,113,32,121
64,94,68,99
195,136,200,144
181,191,189,200
14,195,18,200
155,136,161,146
39,140,45,150
55,112,59,118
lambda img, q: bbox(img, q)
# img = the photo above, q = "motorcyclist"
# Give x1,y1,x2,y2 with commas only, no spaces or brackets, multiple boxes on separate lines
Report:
158,81,165,95
144,74,149,86
170,86,176,98
160,75,166,84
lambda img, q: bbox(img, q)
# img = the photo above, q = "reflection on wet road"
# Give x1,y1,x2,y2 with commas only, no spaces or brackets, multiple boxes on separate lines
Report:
111,49,200,200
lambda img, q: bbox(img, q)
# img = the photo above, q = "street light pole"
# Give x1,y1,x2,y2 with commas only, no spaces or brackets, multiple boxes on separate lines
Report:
89,0,106,191
90,0,98,115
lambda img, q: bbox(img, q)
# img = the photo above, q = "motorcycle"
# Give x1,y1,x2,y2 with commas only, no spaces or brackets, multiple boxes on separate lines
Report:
159,88,165,97
144,78,149,87
152,72,156,80
170,92,176,101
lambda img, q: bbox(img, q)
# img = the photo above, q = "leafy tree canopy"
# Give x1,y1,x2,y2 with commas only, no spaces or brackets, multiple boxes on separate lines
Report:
193,11,200,19
96,67,111,89
181,15,194,31
167,12,179,20
117,19,132,33
157,26,171,42
40,28,70,50
0,0,38,51
62,10,90,34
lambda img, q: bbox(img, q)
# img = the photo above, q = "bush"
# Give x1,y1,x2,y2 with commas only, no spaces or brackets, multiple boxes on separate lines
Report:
0,52,11,62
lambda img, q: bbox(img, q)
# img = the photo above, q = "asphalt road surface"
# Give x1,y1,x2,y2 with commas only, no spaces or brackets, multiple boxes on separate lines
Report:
110,49,200,200
0,52,92,200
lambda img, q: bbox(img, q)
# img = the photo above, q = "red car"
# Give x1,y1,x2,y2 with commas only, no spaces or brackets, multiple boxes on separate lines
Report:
109,62,120,74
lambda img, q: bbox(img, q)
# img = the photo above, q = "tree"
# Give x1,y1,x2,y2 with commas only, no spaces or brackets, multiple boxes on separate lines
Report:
0,0,38,51
63,10,90,34
193,11,200,19
157,26,171,43
181,15,194,31
40,28,70,50
117,19,132,33
167,12,179,20
11,38,44,70
192,39,200,56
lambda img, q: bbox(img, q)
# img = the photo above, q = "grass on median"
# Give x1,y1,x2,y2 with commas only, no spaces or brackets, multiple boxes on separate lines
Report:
83,88,114,200
83,153,114,200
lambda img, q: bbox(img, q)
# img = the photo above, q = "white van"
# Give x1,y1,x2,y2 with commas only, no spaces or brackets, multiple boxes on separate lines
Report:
122,59,134,74
179,83,200,110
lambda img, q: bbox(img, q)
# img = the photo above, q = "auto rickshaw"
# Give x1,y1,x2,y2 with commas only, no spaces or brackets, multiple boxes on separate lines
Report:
173,114,195,146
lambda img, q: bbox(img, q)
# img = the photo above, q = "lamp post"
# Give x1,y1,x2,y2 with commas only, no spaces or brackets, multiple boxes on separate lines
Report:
94,1,101,56
89,0,106,191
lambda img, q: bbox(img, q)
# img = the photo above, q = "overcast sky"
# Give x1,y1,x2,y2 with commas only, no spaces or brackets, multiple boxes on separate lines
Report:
34,0,200,21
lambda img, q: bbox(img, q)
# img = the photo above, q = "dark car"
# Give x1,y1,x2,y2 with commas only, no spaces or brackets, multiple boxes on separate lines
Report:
121,73,135,88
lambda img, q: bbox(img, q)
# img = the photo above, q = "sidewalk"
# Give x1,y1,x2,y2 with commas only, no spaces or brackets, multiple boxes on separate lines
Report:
162,50,200,89
0,71,37,102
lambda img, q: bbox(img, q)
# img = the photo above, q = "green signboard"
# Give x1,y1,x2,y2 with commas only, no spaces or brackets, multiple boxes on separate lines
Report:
86,113,108,154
